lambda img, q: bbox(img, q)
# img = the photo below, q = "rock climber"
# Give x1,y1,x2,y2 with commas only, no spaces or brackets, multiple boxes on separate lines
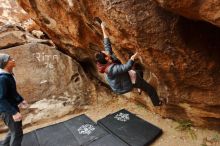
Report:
95,21,163,106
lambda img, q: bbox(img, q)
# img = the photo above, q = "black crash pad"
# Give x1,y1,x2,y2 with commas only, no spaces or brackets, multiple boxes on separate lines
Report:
86,134,129,146
36,122,79,146
63,114,108,145
35,114,109,146
98,109,163,146
2,114,121,146
1,130,40,146
21,131,39,146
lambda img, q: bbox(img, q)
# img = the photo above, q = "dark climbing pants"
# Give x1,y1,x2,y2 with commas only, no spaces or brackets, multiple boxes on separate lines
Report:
0,112,23,146
133,70,160,106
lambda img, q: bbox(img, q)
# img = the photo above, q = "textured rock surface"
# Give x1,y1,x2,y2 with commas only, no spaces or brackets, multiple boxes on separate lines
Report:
0,0,29,24
155,0,220,27
1,43,94,103
0,24,52,50
16,0,220,129
0,30,26,49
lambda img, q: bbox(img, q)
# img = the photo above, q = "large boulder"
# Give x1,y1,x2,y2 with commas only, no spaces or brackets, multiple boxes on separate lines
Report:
17,0,220,129
155,0,220,27
0,43,94,103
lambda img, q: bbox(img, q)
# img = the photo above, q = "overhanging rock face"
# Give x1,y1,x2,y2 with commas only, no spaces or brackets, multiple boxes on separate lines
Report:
17,0,220,129
154,0,220,27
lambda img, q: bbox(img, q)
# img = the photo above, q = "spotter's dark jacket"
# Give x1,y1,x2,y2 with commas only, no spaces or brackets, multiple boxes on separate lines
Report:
0,71,23,115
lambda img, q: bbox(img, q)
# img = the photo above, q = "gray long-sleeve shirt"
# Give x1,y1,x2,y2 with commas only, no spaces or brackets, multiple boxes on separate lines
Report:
104,38,134,94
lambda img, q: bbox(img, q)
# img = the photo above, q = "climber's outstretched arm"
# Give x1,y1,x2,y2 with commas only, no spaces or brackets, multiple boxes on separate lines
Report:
100,21,121,63
101,22,114,56
101,22,108,39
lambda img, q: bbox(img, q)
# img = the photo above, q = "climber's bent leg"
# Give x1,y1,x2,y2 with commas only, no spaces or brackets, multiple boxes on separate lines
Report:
133,73,161,106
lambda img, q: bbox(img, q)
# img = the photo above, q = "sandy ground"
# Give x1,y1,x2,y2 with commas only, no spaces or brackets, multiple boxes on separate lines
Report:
0,96,219,146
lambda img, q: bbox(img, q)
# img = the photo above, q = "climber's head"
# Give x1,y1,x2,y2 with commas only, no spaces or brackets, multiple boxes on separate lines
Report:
0,53,15,73
95,51,112,64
